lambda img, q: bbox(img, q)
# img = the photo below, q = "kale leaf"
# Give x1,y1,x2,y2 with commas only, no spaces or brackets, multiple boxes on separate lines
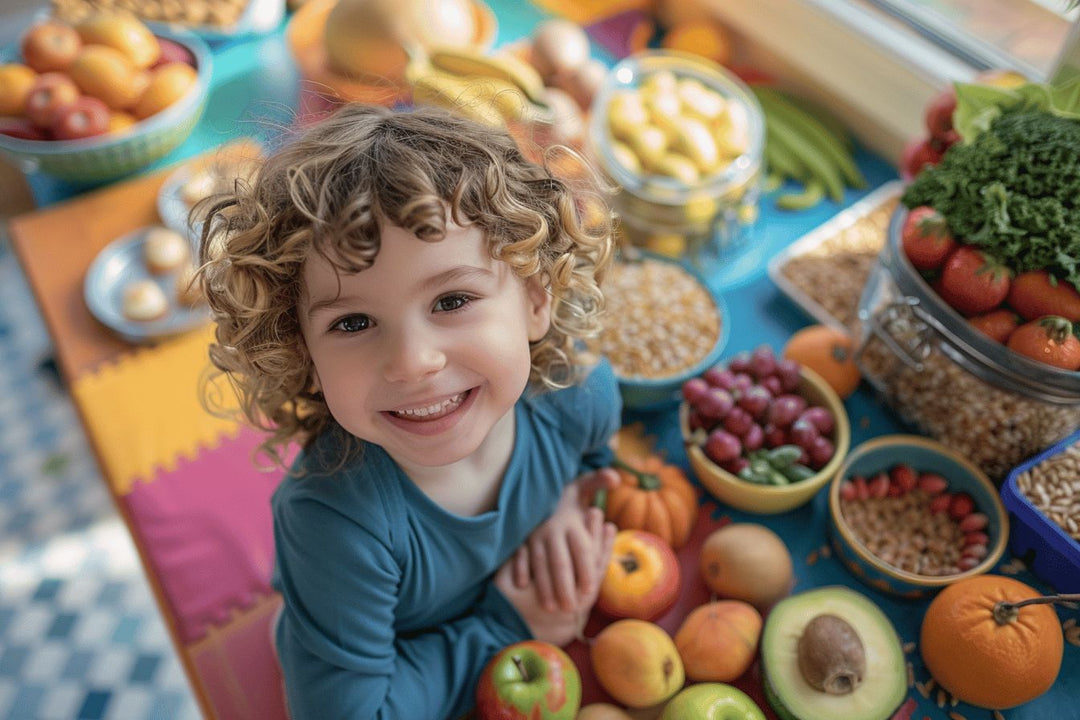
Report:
901,110,1080,287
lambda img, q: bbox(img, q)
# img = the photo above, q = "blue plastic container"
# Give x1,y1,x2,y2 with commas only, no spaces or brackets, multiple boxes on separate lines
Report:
1001,429,1080,594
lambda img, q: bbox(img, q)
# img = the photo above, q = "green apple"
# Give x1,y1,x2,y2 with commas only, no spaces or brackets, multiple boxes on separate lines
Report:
475,640,581,720
660,683,766,720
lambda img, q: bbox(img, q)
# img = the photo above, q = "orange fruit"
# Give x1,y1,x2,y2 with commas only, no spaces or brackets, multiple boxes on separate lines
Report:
782,324,861,399
67,44,144,110
920,574,1064,709
661,20,733,66
133,62,197,119
0,63,38,116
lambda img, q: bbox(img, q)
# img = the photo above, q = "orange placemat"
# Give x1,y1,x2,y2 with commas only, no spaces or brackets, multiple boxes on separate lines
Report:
528,0,651,25
70,323,243,494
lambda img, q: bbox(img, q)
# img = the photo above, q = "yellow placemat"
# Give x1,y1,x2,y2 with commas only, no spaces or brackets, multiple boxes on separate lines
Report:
71,324,243,495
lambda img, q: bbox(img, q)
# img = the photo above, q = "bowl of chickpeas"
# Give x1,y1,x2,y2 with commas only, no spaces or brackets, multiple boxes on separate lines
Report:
591,252,730,409
587,50,764,280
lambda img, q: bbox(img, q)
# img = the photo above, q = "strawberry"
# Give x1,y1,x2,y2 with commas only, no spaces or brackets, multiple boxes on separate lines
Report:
1006,270,1080,322
901,206,956,270
935,245,1011,316
889,463,918,493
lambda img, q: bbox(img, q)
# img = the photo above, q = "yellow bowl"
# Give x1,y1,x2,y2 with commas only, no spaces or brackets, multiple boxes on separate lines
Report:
679,366,851,514
827,434,1008,599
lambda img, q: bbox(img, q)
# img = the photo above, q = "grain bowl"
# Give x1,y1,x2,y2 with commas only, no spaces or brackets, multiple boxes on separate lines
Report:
593,253,729,409
828,434,1008,599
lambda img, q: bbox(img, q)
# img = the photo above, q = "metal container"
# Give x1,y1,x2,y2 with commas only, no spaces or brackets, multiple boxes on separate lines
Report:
855,206,1080,482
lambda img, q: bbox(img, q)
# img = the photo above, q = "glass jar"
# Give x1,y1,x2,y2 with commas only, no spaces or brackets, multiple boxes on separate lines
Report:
855,206,1080,482
587,51,764,288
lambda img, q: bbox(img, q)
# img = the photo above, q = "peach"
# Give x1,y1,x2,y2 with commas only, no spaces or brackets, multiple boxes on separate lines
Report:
68,45,145,110
107,110,137,134
0,63,38,116
133,62,197,119
75,11,160,69
596,529,681,621
591,619,685,709
51,95,111,140
674,600,762,682
20,21,82,73
576,703,635,720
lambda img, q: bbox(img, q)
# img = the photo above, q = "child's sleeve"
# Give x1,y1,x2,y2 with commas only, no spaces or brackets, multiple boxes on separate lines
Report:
274,497,530,720
577,358,622,474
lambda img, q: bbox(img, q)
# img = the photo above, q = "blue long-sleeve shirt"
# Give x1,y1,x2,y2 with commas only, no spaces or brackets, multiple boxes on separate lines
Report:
271,360,620,719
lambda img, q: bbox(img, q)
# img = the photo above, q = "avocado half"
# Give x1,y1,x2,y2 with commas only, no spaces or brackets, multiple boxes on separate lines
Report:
761,586,907,720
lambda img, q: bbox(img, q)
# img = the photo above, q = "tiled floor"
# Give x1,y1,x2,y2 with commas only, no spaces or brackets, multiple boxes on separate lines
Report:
0,236,199,720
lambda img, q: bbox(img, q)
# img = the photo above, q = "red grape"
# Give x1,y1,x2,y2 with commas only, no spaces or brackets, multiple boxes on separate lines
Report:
808,435,835,469
728,351,752,374
697,387,735,420
682,377,709,405
722,406,754,437
760,375,783,396
774,357,801,392
763,422,787,448
799,406,835,435
705,429,742,464
742,422,765,451
789,417,820,448
703,365,736,390
737,385,773,419
767,394,807,427
749,344,777,379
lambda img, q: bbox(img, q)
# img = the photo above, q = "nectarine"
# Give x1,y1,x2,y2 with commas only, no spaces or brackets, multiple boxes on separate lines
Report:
674,600,762,682
20,21,82,73
597,529,681,621
591,619,685,709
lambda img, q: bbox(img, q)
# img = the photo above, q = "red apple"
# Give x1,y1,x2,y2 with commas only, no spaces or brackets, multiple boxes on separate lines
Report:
153,37,197,69
51,95,111,140
20,21,82,73
24,72,80,129
475,640,581,720
596,529,681,621
0,117,49,141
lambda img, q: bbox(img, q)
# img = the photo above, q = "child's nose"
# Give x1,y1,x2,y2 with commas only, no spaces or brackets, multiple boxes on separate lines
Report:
382,327,446,383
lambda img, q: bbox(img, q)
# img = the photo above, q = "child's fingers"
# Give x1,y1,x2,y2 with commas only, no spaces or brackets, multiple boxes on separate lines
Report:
544,537,578,613
579,467,621,507
511,545,531,589
528,539,558,611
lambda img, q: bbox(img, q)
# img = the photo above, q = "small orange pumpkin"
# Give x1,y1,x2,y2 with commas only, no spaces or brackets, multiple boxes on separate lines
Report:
604,456,698,549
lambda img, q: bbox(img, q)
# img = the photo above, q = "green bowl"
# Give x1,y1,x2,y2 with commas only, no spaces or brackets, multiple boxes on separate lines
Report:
0,28,212,185
828,434,1009,599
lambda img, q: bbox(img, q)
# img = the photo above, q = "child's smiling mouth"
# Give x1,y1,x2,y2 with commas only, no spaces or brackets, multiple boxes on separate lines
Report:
387,391,469,422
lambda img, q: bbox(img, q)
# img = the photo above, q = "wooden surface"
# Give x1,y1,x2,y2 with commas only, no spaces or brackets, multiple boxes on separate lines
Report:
6,140,259,384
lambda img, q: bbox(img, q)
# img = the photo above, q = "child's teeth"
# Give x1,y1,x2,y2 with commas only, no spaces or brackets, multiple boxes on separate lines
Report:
396,392,464,418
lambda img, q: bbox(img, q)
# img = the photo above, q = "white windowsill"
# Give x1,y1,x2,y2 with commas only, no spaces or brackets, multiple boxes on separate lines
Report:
687,0,981,165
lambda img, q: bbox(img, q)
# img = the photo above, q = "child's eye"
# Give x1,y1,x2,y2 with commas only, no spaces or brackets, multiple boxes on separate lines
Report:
434,294,472,313
331,314,372,333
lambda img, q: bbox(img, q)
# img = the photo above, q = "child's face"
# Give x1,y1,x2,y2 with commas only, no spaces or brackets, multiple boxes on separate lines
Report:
298,221,552,469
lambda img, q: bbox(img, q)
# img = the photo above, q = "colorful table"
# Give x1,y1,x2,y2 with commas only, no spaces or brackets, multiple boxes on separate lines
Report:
6,2,1077,719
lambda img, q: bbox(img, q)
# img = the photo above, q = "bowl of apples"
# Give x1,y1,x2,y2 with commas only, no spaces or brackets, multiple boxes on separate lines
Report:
0,12,212,185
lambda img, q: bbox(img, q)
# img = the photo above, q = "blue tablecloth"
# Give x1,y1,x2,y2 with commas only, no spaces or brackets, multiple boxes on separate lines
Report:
20,2,1078,718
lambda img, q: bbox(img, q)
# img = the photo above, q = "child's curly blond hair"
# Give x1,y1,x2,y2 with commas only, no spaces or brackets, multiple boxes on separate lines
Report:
196,103,614,469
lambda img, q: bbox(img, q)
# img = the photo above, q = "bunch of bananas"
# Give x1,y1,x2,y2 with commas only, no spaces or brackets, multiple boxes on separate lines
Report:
404,47,553,128
752,85,866,210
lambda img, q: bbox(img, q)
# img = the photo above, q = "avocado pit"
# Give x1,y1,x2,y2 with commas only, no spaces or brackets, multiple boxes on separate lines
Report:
797,613,866,695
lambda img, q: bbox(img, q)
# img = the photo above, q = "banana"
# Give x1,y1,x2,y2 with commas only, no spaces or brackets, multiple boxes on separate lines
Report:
406,61,507,128
427,46,549,108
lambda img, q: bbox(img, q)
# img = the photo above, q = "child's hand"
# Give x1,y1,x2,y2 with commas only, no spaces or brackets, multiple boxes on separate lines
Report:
495,506,615,646
510,468,620,613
